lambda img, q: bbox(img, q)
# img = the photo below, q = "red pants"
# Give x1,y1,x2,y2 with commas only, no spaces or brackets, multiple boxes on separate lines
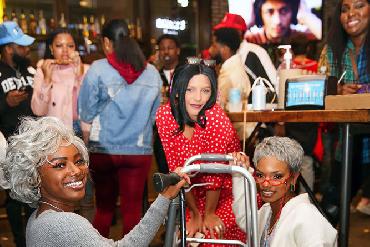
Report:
90,153,152,237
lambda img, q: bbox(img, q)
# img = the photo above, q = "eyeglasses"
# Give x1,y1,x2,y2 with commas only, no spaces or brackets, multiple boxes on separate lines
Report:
186,57,216,67
254,173,291,186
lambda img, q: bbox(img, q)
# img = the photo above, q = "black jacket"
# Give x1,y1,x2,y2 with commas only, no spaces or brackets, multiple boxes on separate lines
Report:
0,61,34,138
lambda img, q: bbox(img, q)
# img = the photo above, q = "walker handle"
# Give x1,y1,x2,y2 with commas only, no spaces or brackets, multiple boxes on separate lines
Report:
184,154,234,167
153,172,181,193
199,163,233,173
200,154,234,162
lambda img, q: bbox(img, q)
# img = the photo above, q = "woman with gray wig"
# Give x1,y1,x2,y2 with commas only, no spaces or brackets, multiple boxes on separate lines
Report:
0,116,89,205
233,136,337,246
253,136,303,174
0,117,189,247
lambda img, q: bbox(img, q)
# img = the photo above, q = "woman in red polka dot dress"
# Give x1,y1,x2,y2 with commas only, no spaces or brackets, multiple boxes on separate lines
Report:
156,63,246,246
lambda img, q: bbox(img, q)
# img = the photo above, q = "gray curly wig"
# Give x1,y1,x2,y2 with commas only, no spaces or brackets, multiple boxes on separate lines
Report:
0,117,89,205
253,136,304,173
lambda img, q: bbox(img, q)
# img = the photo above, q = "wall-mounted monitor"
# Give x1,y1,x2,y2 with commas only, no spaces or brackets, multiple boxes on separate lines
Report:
228,0,323,41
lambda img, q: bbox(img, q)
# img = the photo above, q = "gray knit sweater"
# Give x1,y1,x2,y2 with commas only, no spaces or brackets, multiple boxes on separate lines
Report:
26,195,170,247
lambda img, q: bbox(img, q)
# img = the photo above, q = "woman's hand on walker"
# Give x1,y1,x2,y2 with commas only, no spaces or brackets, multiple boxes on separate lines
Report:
229,152,250,170
160,168,191,199
186,211,203,237
202,213,225,239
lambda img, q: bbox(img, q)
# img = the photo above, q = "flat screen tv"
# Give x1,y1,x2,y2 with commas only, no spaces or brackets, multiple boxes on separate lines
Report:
228,0,323,41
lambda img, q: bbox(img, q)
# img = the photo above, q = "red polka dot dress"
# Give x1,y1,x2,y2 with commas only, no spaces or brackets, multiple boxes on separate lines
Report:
156,103,246,246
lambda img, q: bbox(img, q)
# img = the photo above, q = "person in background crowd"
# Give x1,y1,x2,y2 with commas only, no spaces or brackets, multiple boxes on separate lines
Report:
153,34,182,174
247,0,316,67
0,21,35,247
156,63,247,245
31,28,93,221
291,40,318,73
319,0,370,219
233,136,337,246
157,34,181,102
31,28,90,135
213,27,259,146
0,116,189,247
213,28,248,109
203,13,277,96
207,14,277,160
78,19,162,237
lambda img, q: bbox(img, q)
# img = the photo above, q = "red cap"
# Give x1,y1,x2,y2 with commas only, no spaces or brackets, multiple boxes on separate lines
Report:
213,13,247,32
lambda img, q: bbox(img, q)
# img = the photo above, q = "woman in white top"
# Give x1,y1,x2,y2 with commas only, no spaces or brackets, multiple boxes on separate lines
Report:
233,136,337,247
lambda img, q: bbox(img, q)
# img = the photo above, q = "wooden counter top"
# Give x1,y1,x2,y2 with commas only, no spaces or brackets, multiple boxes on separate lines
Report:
227,110,370,123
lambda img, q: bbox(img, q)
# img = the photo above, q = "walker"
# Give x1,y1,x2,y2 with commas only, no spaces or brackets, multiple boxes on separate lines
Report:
153,154,259,247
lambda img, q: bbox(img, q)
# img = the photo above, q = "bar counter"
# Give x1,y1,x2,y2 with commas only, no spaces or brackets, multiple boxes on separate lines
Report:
228,109,370,247
228,109,370,123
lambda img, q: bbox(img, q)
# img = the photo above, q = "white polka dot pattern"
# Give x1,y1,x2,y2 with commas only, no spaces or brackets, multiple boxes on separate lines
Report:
156,103,246,245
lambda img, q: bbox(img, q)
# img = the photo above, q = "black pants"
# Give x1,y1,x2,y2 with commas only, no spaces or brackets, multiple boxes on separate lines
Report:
5,191,34,247
153,126,169,174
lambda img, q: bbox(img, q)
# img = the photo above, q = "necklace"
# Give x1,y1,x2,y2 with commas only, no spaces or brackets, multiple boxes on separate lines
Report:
39,200,64,212
267,193,291,235
8,65,22,79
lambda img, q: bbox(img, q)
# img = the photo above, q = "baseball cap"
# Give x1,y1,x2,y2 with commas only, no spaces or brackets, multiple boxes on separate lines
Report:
213,13,247,33
0,21,35,46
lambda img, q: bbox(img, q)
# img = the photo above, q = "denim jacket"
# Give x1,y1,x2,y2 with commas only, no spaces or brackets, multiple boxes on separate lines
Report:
78,59,162,155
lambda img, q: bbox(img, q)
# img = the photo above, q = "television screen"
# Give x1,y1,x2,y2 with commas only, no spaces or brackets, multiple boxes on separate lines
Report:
228,0,323,41
285,76,326,109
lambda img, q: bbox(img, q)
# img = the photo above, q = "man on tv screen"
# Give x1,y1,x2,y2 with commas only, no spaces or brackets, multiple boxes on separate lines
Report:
246,0,319,67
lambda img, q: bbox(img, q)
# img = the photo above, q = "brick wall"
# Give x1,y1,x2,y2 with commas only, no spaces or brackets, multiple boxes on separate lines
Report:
211,0,228,28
